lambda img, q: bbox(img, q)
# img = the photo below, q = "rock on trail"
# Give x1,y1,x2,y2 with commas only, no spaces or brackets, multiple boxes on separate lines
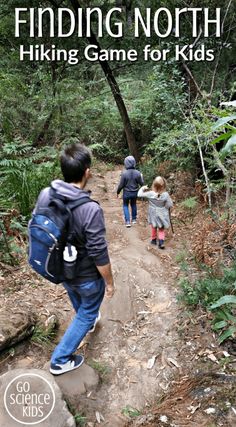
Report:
0,368,75,427
0,307,35,351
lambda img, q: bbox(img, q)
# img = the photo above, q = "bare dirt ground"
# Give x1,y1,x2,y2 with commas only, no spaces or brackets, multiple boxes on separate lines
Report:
79,168,181,426
0,166,236,427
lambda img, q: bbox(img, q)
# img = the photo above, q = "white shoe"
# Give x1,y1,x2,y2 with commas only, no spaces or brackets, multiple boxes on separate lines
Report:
89,311,101,333
50,354,84,375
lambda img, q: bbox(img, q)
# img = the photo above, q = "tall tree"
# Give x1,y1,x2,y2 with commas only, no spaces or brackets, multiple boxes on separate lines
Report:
57,0,139,160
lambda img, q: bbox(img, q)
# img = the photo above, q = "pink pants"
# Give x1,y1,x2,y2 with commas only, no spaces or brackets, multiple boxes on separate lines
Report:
151,226,165,240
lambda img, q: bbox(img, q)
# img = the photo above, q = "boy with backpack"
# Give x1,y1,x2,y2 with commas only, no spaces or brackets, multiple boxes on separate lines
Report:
29,143,114,375
117,155,144,227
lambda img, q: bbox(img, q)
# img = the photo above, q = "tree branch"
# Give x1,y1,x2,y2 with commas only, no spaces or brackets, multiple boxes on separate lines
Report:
182,62,205,99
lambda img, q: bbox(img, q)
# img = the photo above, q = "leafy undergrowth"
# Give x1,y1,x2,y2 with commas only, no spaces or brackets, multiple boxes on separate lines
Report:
179,264,236,343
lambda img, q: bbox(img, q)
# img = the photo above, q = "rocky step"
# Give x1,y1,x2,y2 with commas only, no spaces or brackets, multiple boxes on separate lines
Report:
0,365,99,427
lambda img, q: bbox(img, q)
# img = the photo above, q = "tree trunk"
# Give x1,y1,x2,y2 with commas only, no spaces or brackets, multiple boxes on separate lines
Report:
33,62,58,146
69,0,139,160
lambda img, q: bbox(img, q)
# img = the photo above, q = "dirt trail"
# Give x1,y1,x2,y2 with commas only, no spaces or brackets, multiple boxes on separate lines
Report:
0,167,183,426
82,168,181,426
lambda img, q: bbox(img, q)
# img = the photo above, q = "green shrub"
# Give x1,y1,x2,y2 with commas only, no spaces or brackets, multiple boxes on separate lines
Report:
90,142,125,162
147,124,198,172
139,160,158,187
0,160,59,216
210,295,236,343
0,143,60,217
179,267,236,308
179,265,236,343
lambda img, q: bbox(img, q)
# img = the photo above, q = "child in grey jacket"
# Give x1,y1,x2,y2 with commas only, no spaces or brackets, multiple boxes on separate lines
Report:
117,156,144,227
138,176,173,249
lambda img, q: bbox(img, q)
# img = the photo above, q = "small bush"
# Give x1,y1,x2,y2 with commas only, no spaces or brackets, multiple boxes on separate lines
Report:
139,160,158,187
31,325,56,346
179,266,236,308
179,264,236,343
90,142,125,162
0,143,60,217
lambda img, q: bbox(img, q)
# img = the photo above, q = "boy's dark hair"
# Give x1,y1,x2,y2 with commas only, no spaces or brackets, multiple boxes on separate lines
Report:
60,143,92,183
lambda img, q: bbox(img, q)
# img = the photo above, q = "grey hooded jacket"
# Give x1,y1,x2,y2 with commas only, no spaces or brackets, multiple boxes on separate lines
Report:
138,186,173,229
34,180,110,284
117,156,144,195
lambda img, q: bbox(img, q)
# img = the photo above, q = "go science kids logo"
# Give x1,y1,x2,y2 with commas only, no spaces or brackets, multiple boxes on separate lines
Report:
4,373,55,425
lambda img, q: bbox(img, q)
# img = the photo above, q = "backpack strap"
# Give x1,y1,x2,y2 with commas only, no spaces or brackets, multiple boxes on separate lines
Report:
49,187,97,209
49,187,98,243
67,197,94,210
67,197,98,237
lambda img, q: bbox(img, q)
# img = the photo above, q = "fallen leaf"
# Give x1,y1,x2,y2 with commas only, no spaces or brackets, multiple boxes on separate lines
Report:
207,353,219,364
147,355,156,369
95,411,101,423
95,411,104,423
222,351,230,358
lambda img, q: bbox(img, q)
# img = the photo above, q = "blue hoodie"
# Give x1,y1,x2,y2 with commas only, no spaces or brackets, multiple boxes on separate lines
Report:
117,156,144,195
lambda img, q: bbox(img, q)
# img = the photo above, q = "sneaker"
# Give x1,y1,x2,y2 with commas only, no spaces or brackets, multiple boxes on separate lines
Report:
132,220,137,225
126,222,131,228
159,239,165,249
88,311,101,333
50,354,84,375
150,239,157,245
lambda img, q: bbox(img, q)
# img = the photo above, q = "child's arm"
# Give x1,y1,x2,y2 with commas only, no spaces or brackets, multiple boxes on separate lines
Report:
164,193,173,209
117,173,125,195
137,185,148,197
139,173,144,186
138,186,156,198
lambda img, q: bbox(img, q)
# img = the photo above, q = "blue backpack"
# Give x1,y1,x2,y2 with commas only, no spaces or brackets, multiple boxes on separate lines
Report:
28,188,91,284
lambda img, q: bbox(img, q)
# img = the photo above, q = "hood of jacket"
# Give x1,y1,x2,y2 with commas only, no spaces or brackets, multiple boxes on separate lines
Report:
124,156,136,169
51,179,90,201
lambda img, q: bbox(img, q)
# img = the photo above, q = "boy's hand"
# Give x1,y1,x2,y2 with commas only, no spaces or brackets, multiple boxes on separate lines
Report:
105,281,115,299
96,263,114,298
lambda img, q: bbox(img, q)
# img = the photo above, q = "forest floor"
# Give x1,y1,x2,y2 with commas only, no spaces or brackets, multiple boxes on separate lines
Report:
0,165,236,427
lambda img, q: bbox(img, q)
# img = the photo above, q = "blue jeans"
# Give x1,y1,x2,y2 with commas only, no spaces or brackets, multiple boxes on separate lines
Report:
51,278,105,364
123,191,137,223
